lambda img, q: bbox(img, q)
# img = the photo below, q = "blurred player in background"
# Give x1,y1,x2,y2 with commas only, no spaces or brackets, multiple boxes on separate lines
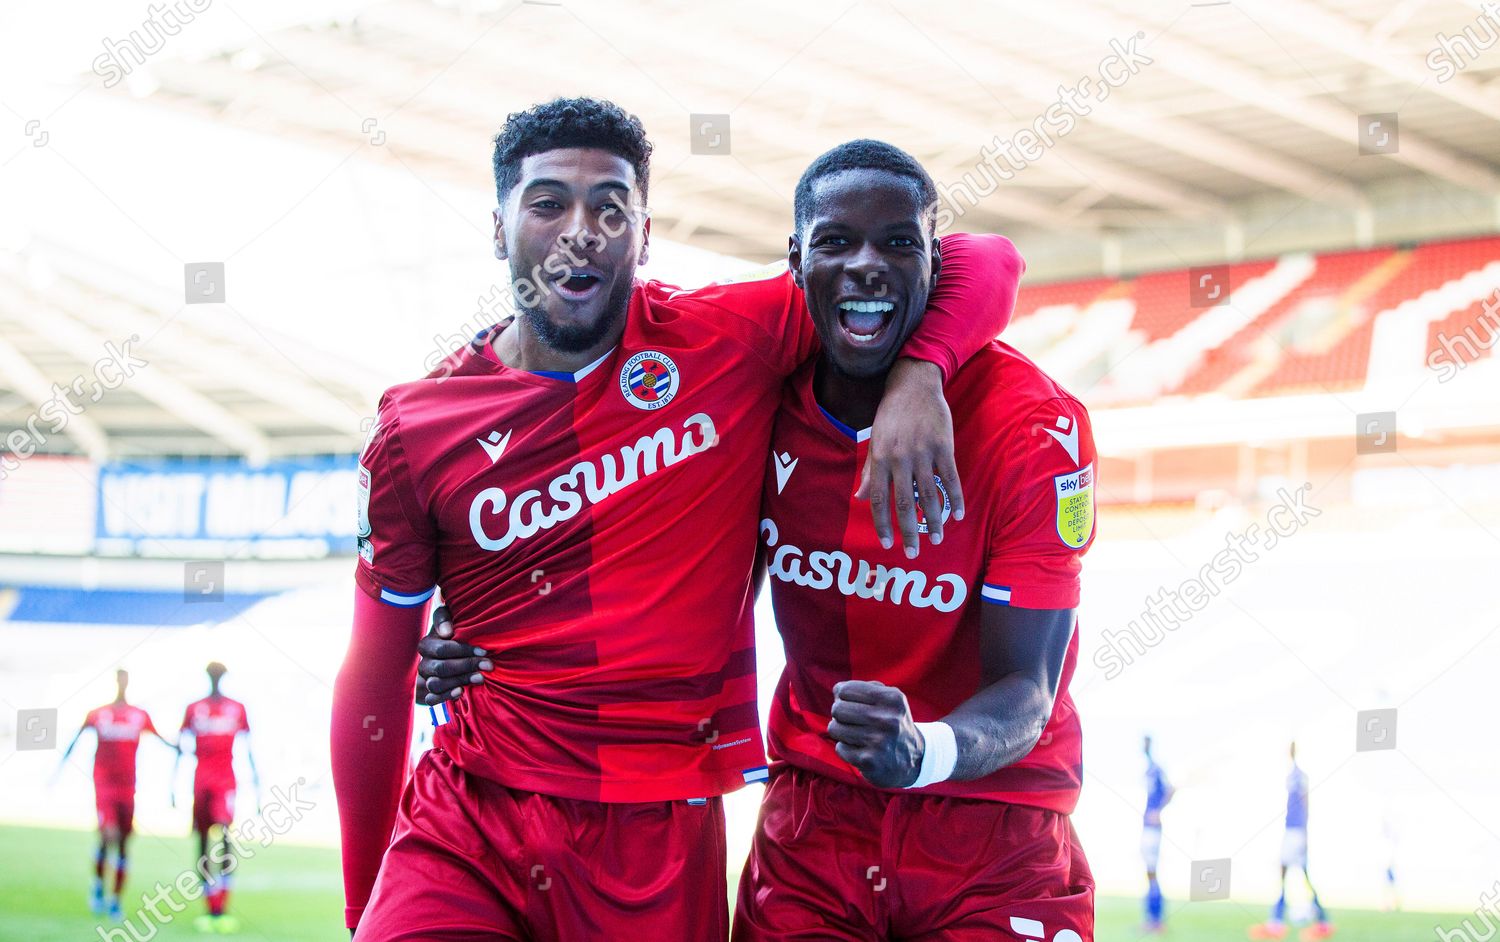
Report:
1374,816,1398,912
1380,814,1401,912
1142,735,1174,933
55,669,177,921
1251,742,1333,941
173,661,259,934
335,97,1021,941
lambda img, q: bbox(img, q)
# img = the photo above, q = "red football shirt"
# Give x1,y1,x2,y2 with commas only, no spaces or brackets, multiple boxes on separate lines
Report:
760,341,1094,813
85,704,156,792
181,696,249,788
354,234,1022,804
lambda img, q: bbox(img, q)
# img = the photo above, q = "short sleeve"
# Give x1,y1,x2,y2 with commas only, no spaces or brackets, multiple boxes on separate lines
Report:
83,708,98,730
141,711,157,737
354,393,439,609
180,707,192,733
238,704,250,734
981,399,1097,610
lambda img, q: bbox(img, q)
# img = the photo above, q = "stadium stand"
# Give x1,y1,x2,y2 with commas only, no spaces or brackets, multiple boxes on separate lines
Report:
1012,235,1500,403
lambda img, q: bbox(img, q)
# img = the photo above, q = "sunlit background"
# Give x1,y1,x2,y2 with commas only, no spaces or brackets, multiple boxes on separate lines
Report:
2,1,1498,939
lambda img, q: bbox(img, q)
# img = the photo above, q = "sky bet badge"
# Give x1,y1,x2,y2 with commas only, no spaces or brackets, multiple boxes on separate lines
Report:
1054,462,1094,549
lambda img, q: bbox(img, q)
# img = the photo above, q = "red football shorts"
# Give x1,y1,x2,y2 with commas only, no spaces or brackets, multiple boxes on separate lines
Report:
357,747,730,942
733,764,1094,941
95,787,136,836
192,784,236,833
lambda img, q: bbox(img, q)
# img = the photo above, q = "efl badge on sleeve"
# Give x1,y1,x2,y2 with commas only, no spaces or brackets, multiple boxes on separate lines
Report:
620,350,679,410
1053,462,1095,549
356,464,374,563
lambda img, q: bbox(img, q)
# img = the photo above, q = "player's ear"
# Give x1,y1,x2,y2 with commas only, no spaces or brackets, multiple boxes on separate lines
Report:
638,212,651,268
493,207,508,261
787,234,805,290
929,232,942,288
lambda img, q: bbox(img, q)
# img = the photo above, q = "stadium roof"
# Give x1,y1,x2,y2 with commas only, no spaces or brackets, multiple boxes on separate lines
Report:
105,0,1500,277
0,242,383,461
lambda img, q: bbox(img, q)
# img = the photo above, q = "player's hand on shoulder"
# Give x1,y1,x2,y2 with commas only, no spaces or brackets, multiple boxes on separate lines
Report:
827,680,925,789
857,358,963,559
415,605,491,706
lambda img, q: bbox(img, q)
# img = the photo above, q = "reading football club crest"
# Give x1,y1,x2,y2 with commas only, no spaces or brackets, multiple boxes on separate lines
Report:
620,350,679,410
913,474,952,534
1054,462,1095,549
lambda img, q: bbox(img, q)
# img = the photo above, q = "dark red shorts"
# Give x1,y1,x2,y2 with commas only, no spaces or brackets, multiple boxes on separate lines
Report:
357,747,730,942
95,788,135,836
192,784,236,833
734,765,1094,941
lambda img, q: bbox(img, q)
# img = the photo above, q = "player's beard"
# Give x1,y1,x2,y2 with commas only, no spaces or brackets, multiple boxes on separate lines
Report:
518,275,634,354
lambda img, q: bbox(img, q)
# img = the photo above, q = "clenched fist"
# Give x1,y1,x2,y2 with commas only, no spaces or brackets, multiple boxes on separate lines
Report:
827,680,925,789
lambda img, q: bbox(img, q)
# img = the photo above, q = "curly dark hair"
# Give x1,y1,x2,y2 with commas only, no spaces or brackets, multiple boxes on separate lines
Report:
492,97,653,207
793,139,937,235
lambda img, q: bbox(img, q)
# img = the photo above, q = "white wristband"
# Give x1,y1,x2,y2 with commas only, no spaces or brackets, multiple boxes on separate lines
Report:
906,721,958,788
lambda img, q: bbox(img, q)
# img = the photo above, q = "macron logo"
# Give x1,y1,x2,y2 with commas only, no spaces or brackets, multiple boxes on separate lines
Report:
1009,915,1082,942
773,451,798,494
477,429,511,465
1042,415,1080,466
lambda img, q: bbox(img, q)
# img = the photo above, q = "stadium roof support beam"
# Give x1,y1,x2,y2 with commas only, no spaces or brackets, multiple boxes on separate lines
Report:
0,280,274,464
151,55,795,258
43,281,368,440
1255,0,1500,126
169,11,799,255
1022,0,1500,194
790,3,1230,217
1368,0,1427,42
0,332,112,460
34,238,393,414
898,36,1365,207
533,0,1225,221
666,150,1106,233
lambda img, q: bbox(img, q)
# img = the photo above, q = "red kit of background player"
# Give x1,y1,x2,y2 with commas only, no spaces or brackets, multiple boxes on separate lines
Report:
176,661,258,931
56,669,175,920
86,703,157,840
181,693,249,832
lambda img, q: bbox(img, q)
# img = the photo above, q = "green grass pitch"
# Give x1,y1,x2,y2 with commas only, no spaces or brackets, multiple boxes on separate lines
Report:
0,824,1462,941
